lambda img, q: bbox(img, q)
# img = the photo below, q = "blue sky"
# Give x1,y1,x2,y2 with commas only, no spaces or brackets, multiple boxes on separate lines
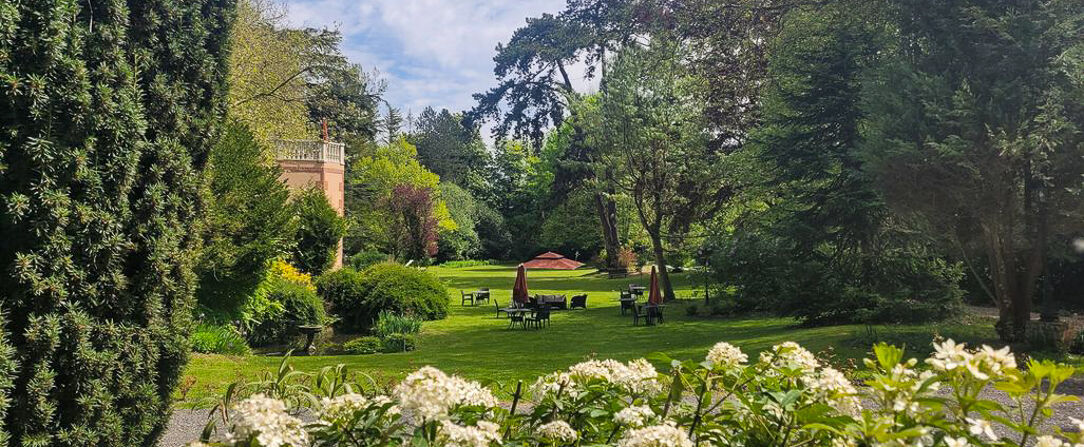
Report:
286,0,595,129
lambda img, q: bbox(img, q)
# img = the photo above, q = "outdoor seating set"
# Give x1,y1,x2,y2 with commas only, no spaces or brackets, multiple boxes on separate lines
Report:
619,284,664,326
460,288,491,306
493,293,589,330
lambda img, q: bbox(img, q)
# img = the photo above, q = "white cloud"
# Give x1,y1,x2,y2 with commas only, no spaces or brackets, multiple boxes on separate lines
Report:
285,0,569,119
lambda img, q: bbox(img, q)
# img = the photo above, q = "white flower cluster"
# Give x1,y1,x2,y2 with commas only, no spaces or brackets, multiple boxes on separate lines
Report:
876,359,938,415
927,340,1017,380
706,342,748,370
614,404,656,427
225,394,308,447
1034,435,1082,447
759,341,819,373
438,420,501,447
535,420,579,443
319,393,397,423
804,367,860,415
530,372,578,400
394,366,497,422
617,422,693,447
537,358,660,396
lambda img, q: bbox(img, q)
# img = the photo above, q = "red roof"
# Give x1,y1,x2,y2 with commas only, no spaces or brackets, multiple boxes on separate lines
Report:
522,252,584,270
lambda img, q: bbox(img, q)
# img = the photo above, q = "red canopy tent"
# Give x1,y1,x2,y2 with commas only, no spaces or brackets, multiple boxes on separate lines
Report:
522,252,584,270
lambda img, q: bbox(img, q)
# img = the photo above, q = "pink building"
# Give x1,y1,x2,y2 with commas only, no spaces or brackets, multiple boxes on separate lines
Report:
275,140,346,269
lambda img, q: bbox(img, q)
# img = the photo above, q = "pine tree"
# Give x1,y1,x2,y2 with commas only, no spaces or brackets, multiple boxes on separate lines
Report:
0,0,233,444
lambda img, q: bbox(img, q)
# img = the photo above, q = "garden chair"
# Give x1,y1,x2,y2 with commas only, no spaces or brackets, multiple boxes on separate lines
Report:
527,306,551,329
570,294,587,309
507,310,526,329
495,301,506,318
619,291,635,315
475,288,491,304
460,290,474,306
632,304,651,326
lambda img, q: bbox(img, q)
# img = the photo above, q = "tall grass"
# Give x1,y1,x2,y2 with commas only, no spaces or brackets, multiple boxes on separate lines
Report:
191,323,252,355
373,311,422,338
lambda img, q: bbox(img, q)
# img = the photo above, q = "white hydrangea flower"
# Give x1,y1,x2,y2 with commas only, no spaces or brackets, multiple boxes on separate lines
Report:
617,422,693,447
944,437,969,447
615,358,661,394
563,358,659,394
394,366,497,423
530,372,580,400
1036,436,1066,447
569,359,623,382
535,420,578,443
438,420,501,447
806,367,860,415
927,339,972,373
706,342,748,369
319,393,396,422
929,340,1017,381
225,394,308,447
614,405,655,427
966,417,997,441
974,345,1016,378
759,341,819,373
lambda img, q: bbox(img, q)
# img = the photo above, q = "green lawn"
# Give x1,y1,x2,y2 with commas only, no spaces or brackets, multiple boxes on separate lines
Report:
179,265,1014,405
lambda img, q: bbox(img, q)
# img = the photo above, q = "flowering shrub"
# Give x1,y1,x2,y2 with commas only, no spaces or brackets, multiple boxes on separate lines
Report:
193,340,1081,447
270,259,317,293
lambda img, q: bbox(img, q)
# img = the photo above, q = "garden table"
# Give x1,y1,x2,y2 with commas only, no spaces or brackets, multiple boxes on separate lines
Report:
505,308,534,330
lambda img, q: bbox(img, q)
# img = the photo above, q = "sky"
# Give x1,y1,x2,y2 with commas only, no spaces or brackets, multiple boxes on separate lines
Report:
285,0,593,133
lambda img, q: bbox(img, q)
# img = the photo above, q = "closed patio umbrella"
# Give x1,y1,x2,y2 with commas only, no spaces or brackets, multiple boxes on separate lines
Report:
512,264,530,305
648,265,663,305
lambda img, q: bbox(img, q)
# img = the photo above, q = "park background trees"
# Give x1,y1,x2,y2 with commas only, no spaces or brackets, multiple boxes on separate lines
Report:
463,0,1083,335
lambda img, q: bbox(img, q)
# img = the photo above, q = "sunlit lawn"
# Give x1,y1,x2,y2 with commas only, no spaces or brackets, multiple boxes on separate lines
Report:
179,264,1016,405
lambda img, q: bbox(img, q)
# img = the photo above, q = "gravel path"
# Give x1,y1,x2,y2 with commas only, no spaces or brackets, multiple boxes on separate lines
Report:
160,409,209,447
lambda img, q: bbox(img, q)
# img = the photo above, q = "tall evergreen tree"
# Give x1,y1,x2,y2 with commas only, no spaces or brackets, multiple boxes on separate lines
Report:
409,107,488,187
0,0,232,444
862,0,1084,340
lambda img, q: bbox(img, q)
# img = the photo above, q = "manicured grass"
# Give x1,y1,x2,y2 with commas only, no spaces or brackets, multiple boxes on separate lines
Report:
177,264,1038,405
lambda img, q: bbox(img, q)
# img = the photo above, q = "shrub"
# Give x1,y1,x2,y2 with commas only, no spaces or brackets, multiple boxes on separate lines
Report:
348,250,391,270
293,187,348,276
342,336,383,355
380,334,417,353
685,305,699,317
197,340,1080,447
0,0,231,444
437,259,495,269
248,276,326,347
318,263,448,333
706,231,963,325
191,324,252,355
373,311,423,338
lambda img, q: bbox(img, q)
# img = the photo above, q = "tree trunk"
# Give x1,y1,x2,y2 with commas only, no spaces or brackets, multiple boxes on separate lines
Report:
595,192,622,271
984,224,1043,342
649,233,676,301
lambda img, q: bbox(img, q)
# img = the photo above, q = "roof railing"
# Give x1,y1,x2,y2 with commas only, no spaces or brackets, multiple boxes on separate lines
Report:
274,139,344,164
